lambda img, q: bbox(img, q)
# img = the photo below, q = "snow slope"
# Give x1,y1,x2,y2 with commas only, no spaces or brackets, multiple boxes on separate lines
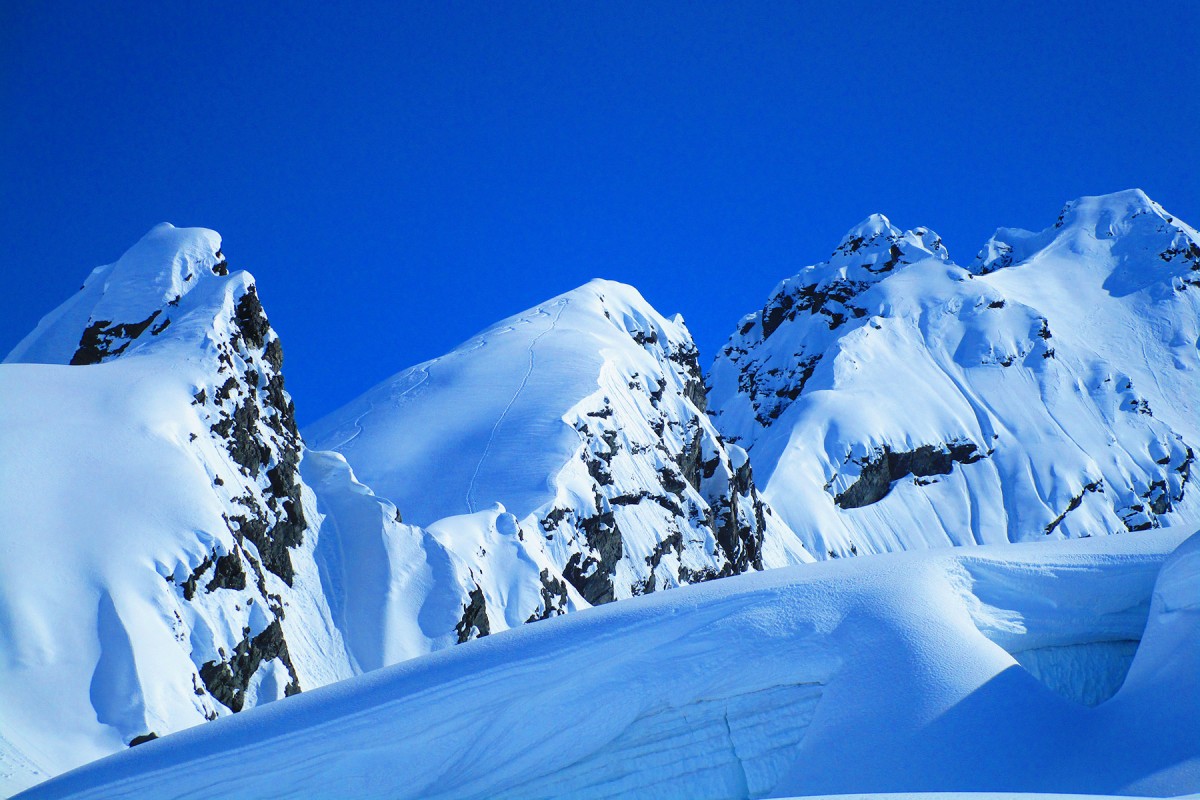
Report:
0,225,358,792
308,279,810,608
16,529,1198,800
0,226,505,794
709,190,1200,557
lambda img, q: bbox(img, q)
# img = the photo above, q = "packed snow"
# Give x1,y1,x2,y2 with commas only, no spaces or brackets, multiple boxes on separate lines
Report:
14,530,1198,799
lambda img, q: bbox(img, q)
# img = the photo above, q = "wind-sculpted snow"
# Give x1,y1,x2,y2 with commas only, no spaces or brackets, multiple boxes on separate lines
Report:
15,531,1198,800
710,190,1200,557
308,279,810,610
953,551,1159,707
0,226,364,792
0,226,503,794
6,194,1199,797
491,682,826,800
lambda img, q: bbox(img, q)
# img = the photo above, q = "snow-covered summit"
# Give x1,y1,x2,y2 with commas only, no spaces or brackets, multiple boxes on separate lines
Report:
831,212,949,264
309,277,809,608
0,223,367,793
974,189,1200,292
748,214,948,345
6,224,231,365
710,190,1200,557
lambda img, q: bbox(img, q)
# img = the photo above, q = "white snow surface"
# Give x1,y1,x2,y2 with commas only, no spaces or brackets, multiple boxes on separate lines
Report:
14,529,1199,800
709,190,1200,557
0,226,373,794
308,278,810,607
306,447,585,669
6,223,223,365
0,225,590,795
308,279,644,524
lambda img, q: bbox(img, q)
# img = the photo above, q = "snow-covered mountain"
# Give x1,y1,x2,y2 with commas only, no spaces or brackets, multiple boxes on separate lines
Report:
0,228,805,795
0,225,502,792
0,224,355,788
6,191,1199,798
16,529,1198,800
307,279,810,609
709,190,1200,558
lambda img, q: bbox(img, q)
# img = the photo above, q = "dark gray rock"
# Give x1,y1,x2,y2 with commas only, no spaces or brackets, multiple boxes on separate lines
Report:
455,586,491,643
198,619,301,713
836,441,984,509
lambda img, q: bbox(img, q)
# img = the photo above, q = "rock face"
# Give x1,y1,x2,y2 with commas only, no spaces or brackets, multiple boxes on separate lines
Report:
307,279,810,609
709,190,1200,557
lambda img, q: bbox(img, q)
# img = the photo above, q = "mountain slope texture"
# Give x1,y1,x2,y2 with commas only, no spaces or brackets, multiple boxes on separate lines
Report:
709,190,1200,557
3,189,1198,797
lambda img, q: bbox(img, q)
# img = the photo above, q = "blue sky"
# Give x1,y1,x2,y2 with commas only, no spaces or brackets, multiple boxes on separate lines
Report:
3,1,1197,423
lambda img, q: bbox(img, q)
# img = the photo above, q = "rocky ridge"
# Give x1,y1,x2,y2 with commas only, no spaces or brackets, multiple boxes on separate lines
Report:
708,190,1200,557
306,280,811,612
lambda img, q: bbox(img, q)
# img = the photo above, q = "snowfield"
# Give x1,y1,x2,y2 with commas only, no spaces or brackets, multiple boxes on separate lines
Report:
15,529,1199,800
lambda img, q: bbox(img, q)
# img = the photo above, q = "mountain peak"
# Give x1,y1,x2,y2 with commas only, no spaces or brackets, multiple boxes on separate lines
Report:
731,215,949,345
101,223,226,308
975,189,1199,275
1053,188,1169,233
711,191,1200,560
830,214,950,261
567,277,654,313
837,213,898,245
6,223,232,365
829,214,948,268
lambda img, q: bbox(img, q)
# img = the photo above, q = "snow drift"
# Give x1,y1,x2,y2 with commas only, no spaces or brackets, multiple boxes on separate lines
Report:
15,530,1198,799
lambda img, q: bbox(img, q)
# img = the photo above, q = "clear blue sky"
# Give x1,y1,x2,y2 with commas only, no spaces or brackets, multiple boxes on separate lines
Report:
3,1,1197,423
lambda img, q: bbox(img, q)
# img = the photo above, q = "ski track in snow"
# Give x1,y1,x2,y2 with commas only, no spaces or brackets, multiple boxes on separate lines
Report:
1137,333,1167,415
328,363,440,452
465,299,569,514
333,403,377,452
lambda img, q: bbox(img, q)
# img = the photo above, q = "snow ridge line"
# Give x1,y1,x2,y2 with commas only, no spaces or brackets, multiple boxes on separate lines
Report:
465,299,569,513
